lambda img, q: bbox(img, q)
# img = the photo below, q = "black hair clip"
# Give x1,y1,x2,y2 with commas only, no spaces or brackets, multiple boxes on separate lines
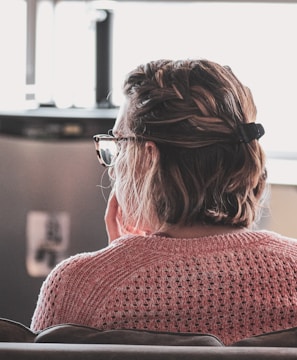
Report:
238,123,265,143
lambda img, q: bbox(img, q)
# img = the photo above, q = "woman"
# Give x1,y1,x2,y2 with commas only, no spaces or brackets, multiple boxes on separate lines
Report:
31,59,297,345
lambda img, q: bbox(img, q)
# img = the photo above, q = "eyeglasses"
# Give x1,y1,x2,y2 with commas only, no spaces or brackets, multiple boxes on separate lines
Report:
93,133,136,167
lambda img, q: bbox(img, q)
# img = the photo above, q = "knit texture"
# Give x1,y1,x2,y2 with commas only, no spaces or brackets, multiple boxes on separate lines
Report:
31,230,297,345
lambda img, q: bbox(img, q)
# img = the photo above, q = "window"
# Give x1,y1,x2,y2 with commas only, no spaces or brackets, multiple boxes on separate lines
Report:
35,0,96,108
1,0,297,160
0,0,26,109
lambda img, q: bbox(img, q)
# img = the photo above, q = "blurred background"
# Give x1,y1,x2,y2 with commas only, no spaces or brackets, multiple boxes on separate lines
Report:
0,0,297,327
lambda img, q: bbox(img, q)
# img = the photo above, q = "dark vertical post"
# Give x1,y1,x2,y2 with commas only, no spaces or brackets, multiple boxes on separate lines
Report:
96,10,113,108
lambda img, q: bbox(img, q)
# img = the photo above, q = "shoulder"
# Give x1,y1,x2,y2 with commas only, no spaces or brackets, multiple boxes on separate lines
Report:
42,235,147,285
259,230,297,244
36,235,162,308
255,230,297,254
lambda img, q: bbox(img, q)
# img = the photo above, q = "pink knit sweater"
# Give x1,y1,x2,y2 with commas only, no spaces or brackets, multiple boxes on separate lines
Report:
31,230,297,345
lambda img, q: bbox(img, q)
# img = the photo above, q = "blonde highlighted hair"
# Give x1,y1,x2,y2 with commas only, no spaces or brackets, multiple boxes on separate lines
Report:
112,59,267,231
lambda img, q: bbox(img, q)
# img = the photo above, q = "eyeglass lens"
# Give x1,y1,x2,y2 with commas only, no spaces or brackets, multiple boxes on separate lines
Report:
98,139,118,166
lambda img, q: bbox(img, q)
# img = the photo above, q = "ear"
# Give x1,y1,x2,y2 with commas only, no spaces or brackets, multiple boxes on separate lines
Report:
144,141,160,165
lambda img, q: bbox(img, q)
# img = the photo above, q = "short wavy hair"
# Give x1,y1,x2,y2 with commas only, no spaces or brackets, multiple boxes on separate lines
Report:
112,59,267,231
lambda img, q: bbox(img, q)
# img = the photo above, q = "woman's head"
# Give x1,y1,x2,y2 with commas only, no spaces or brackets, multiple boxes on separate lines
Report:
111,59,267,232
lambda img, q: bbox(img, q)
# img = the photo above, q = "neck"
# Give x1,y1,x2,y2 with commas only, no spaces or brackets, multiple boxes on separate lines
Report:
156,223,247,239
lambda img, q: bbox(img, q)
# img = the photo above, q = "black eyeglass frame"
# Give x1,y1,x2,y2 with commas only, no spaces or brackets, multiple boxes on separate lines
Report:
93,133,137,167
